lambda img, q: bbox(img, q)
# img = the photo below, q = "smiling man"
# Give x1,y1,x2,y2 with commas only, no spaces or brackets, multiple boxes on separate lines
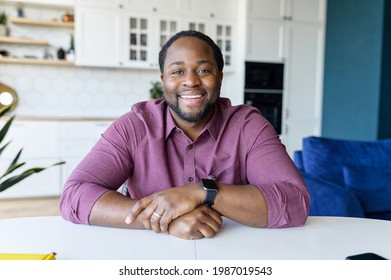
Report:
60,30,310,240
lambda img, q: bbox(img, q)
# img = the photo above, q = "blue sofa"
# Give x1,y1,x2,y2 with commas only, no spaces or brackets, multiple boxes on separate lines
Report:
294,136,391,221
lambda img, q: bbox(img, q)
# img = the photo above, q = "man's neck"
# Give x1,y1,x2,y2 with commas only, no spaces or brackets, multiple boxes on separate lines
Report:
169,108,214,141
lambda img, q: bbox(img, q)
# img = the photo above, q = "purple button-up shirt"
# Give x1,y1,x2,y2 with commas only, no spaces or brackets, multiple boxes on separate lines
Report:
60,98,309,228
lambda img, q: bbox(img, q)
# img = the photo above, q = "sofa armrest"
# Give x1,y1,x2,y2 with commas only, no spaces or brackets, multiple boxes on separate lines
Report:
300,172,365,218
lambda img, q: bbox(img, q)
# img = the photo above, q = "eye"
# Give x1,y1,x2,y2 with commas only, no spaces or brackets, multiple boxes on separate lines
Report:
197,68,210,75
171,69,183,75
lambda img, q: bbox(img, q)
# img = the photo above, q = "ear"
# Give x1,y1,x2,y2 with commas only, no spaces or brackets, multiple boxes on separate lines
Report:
160,74,164,82
219,72,223,84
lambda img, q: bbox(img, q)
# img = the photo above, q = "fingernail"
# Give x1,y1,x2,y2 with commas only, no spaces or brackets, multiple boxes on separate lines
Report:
125,216,131,224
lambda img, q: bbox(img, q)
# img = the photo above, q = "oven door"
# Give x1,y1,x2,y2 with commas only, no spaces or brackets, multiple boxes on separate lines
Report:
244,91,282,134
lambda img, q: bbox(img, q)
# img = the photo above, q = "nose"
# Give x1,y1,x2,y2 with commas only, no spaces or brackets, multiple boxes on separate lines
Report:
183,71,201,87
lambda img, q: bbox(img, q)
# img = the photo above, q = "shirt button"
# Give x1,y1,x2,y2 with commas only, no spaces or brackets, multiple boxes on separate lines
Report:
187,145,193,150
187,176,194,182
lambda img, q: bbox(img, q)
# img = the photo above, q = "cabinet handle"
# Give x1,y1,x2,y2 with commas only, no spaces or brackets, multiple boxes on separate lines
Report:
210,13,215,18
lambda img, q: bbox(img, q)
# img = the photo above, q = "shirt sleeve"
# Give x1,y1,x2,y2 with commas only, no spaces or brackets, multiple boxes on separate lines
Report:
60,113,141,224
244,111,310,228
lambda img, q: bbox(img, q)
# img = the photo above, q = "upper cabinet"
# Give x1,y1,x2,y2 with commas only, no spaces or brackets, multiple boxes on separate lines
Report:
247,0,325,23
246,0,326,62
184,0,238,20
74,0,237,70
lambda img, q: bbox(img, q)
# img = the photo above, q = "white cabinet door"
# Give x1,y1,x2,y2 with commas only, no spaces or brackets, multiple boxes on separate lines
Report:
246,19,284,62
211,21,235,70
76,0,121,8
184,0,238,20
122,0,182,15
75,7,121,67
282,22,324,156
247,0,325,23
247,0,284,20
0,121,62,198
1,121,60,159
288,0,326,23
120,13,154,68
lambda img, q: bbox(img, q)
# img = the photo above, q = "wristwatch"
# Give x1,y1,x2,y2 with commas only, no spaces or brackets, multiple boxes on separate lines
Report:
200,179,218,207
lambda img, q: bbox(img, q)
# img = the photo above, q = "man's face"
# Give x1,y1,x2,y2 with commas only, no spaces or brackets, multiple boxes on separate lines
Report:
161,36,223,124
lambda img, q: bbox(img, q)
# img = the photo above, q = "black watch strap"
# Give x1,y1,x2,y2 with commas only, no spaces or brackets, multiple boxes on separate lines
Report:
200,179,218,207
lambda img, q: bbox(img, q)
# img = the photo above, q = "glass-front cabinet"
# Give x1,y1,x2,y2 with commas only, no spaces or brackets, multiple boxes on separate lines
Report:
75,0,236,70
121,15,150,68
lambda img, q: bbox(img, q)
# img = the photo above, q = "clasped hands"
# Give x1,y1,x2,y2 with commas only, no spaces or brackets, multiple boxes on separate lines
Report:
125,183,223,240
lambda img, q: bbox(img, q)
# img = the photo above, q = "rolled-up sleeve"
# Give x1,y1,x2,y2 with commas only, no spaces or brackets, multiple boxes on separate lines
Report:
244,114,310,228
60,115,137,224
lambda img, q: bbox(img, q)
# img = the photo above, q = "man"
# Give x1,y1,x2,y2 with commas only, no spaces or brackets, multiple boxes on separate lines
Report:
60,30,309,240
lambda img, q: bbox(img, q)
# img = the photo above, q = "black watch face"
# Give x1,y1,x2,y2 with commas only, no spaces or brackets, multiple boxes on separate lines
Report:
202,179,218,190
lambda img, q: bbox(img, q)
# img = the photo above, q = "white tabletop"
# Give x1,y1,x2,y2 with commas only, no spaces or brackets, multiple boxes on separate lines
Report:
0,216,390,260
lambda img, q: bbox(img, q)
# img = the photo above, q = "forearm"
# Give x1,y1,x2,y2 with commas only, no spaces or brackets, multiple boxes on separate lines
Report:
89,190,145,229
211,183,268,227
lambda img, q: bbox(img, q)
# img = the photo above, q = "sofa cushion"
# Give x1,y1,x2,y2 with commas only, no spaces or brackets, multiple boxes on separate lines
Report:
343,165,391,212
302,136,391,186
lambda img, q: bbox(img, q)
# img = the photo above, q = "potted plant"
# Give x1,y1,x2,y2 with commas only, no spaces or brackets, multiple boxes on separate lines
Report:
0,105,65,193
0,12,8,37
149,81,163,99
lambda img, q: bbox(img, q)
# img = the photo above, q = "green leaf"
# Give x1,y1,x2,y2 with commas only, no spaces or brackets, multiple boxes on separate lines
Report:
2,148,23,176
0,161,65,193
0,141,11,157
0,115,15,145
1,162,26,179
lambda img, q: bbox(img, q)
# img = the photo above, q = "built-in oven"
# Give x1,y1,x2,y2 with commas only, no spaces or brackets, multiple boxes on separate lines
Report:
244,62,284,134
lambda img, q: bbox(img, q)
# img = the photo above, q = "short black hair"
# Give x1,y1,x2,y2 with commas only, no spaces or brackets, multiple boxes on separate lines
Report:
158,30,224,73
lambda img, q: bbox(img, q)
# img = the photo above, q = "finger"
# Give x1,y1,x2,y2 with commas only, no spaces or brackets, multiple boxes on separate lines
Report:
125,196,153,224
197,224,219,238
159,212,173,233
188,230,204,240
150,209,165,233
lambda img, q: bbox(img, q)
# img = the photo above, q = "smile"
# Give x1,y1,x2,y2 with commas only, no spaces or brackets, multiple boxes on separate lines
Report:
179,94,204,99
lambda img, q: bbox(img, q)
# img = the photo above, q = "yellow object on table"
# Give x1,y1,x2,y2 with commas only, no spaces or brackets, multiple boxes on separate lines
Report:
0,252,56,260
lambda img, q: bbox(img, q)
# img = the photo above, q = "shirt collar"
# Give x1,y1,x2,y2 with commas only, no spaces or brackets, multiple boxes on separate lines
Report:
164,101,222,142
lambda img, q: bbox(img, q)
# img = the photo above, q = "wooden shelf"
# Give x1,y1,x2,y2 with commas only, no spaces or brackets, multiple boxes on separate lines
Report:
10,17,74,28
0,36,49,46
0,57,75,66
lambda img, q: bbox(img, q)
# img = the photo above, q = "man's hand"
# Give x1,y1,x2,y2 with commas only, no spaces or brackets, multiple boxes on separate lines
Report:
168,205,223,240
125,183,204,232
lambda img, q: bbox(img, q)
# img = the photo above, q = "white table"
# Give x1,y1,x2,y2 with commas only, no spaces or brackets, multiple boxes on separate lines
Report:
0,216,390,260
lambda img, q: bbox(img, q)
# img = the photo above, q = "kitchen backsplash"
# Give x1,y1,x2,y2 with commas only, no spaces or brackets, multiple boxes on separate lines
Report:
1,63,158,118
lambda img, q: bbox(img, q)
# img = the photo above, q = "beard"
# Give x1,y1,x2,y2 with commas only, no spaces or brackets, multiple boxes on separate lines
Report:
164,95,216,123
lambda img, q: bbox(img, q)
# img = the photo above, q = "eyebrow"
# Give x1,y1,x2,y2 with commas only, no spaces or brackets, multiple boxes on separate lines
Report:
167,60,214,68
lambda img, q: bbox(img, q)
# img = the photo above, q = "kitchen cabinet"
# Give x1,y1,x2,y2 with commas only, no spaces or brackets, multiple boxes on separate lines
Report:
247,0,324,23
122,0,182,15
75,7,121,67
184,0,237,20
246,19,284,62
245,0,326,156
74,0,237,70
0,121,62,199
246,0,325,62
281,22,324,156
0,120,111,199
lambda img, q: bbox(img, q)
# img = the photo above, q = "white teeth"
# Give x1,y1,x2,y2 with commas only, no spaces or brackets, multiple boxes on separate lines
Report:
180,95,202,99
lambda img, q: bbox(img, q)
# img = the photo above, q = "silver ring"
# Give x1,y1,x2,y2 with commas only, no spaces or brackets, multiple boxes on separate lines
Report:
153,211,162,218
